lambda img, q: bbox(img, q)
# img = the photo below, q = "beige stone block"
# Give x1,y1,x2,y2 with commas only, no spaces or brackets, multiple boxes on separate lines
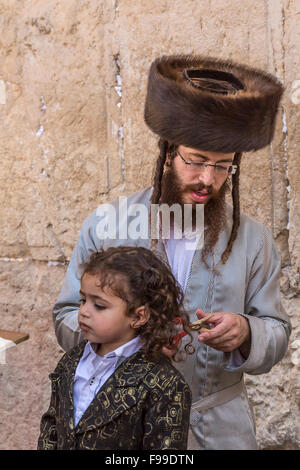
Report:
283,0,300,271
0,0,119,259
0,260,65,450
246,296,300,450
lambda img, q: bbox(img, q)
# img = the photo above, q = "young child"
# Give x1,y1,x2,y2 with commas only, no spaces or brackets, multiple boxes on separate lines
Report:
38,246,194,450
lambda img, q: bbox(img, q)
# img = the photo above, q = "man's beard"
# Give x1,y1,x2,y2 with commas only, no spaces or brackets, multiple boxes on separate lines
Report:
161,166,230,261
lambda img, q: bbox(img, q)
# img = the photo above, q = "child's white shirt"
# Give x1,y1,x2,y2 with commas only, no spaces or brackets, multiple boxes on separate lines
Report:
73,336,143,426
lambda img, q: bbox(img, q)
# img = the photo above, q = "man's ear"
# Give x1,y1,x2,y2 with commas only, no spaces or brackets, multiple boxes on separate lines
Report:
130,306,150,329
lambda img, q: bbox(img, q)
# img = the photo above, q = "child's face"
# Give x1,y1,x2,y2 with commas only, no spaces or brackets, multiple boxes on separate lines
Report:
78,273,136,356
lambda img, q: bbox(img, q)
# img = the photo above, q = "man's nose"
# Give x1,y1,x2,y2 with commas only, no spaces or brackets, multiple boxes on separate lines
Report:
198,165,215,186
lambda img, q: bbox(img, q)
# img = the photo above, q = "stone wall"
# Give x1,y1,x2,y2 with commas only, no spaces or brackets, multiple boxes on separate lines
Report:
0,0,299,449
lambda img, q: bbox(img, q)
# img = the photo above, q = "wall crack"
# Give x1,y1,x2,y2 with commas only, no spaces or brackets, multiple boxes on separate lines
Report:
114,53,125,192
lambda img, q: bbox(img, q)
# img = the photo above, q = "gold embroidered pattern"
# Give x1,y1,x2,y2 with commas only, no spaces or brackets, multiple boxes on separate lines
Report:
38,342,191,450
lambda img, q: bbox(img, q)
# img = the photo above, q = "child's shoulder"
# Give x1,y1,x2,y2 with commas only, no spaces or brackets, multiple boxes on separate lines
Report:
128,351,190,394
155,354,190,386
145,354,192,402
53,340,87,373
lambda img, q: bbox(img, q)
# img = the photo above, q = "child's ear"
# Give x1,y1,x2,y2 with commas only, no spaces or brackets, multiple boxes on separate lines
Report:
131,306,150,329
165,153,172,167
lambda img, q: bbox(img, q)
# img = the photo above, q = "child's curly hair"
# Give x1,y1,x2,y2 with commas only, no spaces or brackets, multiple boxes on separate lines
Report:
80,245,194,362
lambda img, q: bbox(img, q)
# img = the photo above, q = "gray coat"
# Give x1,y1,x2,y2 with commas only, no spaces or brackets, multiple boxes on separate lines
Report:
53,187,291,450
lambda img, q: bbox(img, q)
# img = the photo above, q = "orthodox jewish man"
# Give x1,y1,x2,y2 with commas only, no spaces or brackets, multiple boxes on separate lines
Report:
52,55,291,450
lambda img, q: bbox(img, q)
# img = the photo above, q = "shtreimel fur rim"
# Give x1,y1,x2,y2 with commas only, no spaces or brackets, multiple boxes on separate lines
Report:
144,55,284,153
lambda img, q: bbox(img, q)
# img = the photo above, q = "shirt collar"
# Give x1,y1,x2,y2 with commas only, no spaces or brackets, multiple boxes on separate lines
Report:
88,335,143,359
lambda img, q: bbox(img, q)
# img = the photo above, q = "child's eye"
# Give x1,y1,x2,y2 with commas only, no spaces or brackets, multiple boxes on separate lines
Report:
95,304,106,310
79,298,86,304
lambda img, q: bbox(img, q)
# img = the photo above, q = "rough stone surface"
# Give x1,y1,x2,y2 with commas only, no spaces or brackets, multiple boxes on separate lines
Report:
0,0,299,449
0,260,64,450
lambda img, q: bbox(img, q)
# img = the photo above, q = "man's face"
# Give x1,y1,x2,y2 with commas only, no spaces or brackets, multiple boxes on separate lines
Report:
165,145,235,206
160,144,234,258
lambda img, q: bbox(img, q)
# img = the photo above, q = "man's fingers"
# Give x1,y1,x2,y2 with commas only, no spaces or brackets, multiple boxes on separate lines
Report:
196,308,208,319
190,314,215,330
198,321,231,341
198,319,242,343
196,312,251,353
198,326,245,349
198,331,229,344
196,309,223,326
199,332,235,346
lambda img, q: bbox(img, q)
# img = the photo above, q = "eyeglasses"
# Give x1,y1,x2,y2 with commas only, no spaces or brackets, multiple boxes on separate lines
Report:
176,149,237,175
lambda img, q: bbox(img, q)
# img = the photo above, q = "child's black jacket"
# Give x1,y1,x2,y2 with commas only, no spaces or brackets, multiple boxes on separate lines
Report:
38,341,191,450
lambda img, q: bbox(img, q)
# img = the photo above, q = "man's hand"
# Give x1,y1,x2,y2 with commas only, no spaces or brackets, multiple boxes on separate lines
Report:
196,309,251,357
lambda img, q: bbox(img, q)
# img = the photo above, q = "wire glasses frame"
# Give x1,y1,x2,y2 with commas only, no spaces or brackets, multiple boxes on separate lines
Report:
176,149,238,175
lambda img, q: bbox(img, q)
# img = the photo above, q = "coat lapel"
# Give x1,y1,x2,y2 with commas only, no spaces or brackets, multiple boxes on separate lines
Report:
74,350,156,434
55,341,87,433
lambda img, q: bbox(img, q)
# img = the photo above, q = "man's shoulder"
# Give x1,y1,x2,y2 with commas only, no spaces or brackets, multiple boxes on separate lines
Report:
94,186,152,213
241,211,267,232
80,187,152,227
226,204,272,240
77,187,153,239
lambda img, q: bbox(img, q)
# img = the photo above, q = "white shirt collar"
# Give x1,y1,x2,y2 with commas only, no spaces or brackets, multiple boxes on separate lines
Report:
87,335,143,360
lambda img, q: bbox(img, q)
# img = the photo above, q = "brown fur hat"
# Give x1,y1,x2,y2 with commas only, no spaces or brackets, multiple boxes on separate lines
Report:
144,55,284,153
